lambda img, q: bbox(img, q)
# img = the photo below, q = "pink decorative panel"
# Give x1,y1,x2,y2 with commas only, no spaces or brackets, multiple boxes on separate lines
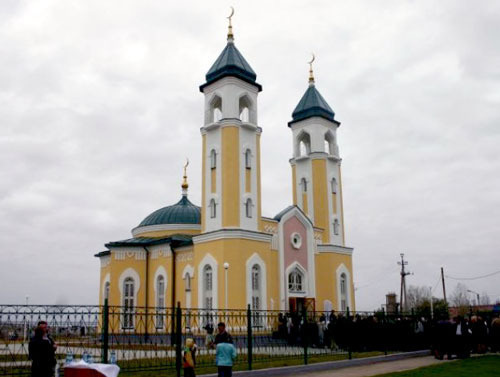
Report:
283,215,308,271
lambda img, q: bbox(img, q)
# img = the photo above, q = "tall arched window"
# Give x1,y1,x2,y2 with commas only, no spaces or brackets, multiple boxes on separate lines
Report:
245,198,253,218
333,219,340,235
123,278,134,329
297,132,311,157
185,275,191,292
288,269,304,293
245,149,252,169
203,265,213,309
324,132,335,155
251,264,262,326
239,95,251,123
210,149,217,169
331,178,337,194
340,273,347,312
209,199,217,218
155,276,165,328
210,95,222,123
300,178,307,193
104,282,110,302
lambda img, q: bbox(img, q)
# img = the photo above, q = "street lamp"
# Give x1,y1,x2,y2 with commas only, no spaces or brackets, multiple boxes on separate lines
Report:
223,263,229,310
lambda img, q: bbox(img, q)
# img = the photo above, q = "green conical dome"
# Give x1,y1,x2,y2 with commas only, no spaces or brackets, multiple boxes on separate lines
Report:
289,84,335,126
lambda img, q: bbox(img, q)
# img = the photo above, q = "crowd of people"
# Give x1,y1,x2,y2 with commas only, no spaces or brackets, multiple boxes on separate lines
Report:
273,310,500,356
432,314,500,359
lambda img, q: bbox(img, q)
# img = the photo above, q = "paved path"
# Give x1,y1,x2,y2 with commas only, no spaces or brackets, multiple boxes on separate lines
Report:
295,356,448,377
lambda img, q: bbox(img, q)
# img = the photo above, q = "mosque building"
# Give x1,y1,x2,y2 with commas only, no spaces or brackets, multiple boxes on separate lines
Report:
95,15,355,319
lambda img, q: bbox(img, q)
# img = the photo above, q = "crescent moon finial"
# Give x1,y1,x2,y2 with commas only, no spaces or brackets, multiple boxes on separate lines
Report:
308,53,316,85
227,6,235,41
182,158,189,194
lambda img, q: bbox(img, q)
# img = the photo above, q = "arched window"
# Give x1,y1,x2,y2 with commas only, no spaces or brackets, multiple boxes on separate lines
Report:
209,199,216,218
156,276,165,329
185,275,191,292
245,198,253,218
104,282,110,302
333,219,340,235
331,178,337,194
210,95,222,123
239,95,251,123
203,265,213,309
324,132,335,155
123,277,134,329
300,178,307,193
297,132,311,157
340,273,347,312
251,264,261,309
288,269,304,293
245,149,252,169
210,149,217,169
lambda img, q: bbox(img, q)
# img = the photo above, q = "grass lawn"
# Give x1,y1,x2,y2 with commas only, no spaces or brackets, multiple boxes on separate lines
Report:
373,355,500,377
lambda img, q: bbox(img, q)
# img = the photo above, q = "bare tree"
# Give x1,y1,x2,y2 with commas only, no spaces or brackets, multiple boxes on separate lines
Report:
450,283,470,307
479,292,491,305
407,285,431,309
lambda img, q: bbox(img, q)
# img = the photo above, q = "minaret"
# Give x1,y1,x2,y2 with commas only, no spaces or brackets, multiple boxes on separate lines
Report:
289,56,345,245
199,9,263,233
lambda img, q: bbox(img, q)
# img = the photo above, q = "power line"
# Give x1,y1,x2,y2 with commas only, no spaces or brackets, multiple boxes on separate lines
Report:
445,270,500,281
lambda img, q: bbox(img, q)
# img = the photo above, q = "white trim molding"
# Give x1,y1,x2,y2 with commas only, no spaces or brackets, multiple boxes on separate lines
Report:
182,264,194,279
153,266,168,302
193,229,272,244
197,253,219,309
102,273,110,304
132,223,200,237
118,267,141,307
285,261,308,298
316,244,354,255
245,253,268,311
336,263,352,312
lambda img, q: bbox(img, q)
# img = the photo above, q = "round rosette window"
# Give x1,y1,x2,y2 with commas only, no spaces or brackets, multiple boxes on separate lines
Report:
290,232,302,249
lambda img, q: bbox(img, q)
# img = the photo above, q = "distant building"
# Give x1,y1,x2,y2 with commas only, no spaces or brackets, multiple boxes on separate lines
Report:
385,293,398,314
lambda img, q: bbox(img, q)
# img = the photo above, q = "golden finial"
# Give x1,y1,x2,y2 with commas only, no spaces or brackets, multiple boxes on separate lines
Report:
182,158,189,195
308,53,315,85
227,6,235,42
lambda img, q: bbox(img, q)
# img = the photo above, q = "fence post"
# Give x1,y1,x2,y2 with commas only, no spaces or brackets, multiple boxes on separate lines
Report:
175,303,182,377
247,304,253,370
101,299,109,364
346,307,352,360
302,308,308,365
382,308,387,356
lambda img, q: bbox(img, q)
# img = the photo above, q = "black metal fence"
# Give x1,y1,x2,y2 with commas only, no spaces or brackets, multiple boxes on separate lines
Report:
0,303,432,376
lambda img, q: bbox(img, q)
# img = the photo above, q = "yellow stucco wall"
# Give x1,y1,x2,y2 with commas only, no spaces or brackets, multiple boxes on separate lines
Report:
312,158,330,243
256,134,263,232
221,126,240,227
315,253,355,312
193,238,276,310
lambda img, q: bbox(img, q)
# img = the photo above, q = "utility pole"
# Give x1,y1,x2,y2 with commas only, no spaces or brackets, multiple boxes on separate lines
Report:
441,267,447,304
398,253,411,313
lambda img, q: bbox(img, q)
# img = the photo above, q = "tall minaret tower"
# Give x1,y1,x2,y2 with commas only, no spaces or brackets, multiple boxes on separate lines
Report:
289,57,345,245
199,10,263,233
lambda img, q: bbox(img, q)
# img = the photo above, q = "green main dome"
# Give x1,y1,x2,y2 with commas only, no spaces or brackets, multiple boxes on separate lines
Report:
138,195,201,227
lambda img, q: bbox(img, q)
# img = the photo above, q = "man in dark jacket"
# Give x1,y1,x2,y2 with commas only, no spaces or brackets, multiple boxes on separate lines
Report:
214,322,233,345
29,321,57,377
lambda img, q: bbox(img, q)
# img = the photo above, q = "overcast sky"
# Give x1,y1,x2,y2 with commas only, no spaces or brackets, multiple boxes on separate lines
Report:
1,0,499,310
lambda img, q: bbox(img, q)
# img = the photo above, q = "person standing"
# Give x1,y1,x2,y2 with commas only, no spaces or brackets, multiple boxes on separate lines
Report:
215,340,236,377
183,338,197,377
29,321,57,377
214,322,233,345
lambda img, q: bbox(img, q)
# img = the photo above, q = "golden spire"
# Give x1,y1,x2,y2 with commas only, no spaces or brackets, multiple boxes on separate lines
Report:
308,53,315,86
182,158,189,195
227,6,234,42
